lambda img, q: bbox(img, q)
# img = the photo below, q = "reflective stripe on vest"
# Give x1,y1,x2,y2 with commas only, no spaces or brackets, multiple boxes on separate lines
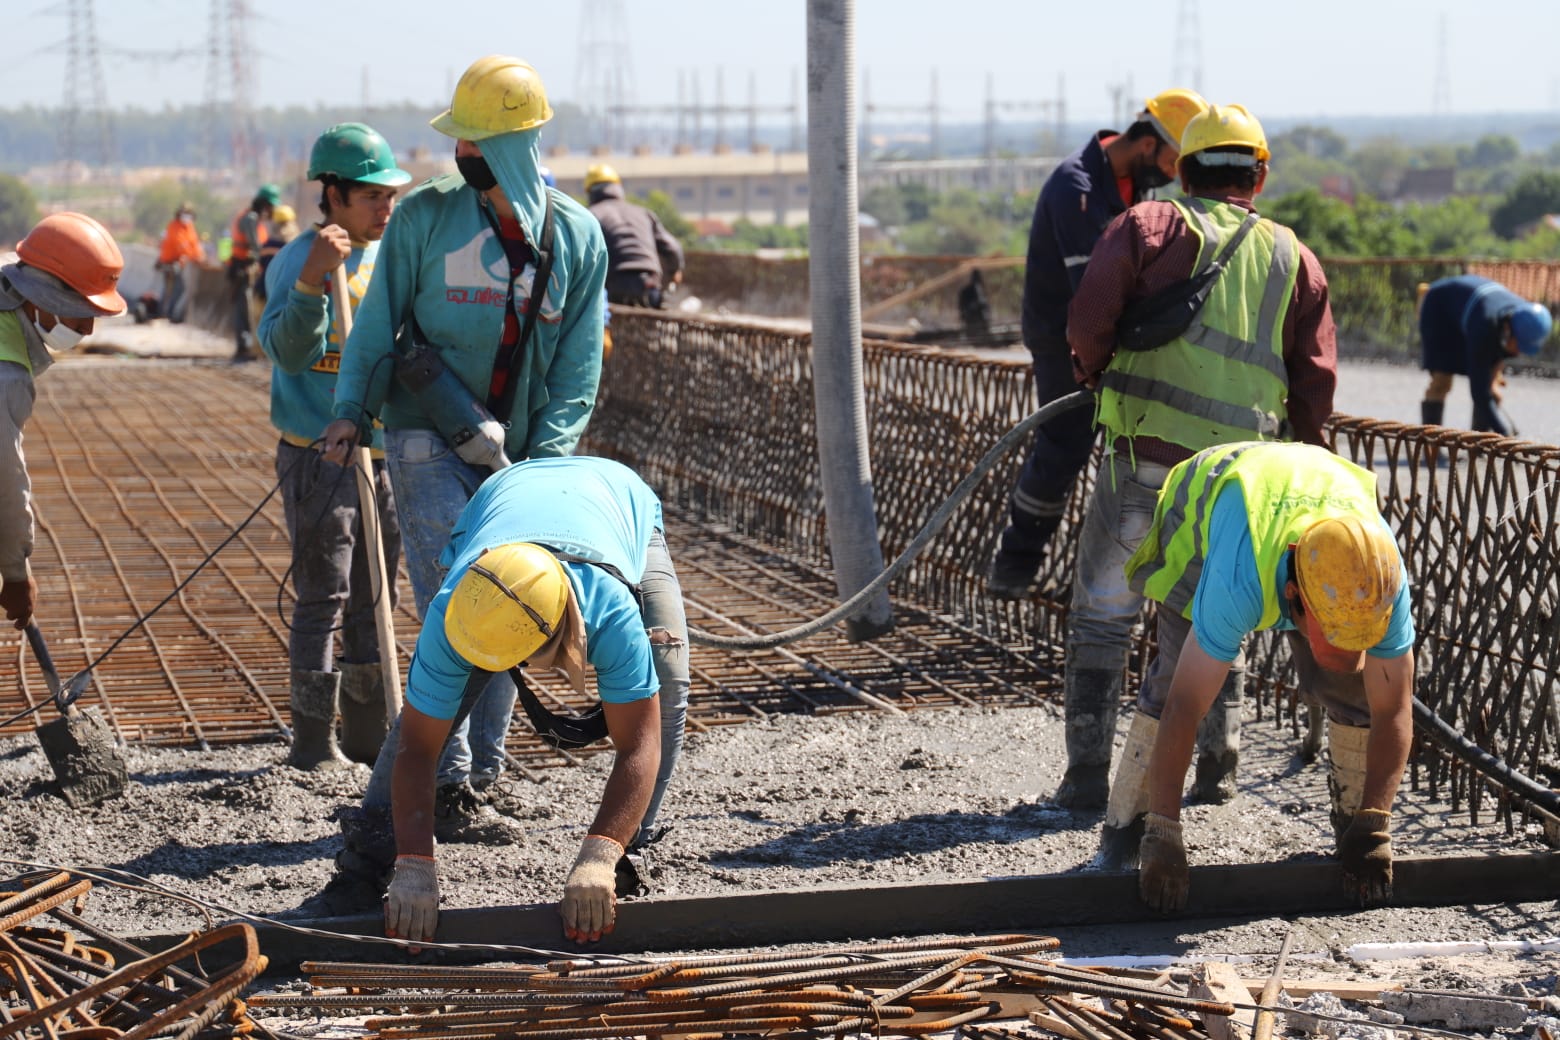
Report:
1097,197,1299,452
1125,441,1381,625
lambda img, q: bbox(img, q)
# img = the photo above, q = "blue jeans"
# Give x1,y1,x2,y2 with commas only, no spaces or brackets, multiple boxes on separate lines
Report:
382,427,515,789
635,528,690,842
1068,454,1170,671
360,526,691,844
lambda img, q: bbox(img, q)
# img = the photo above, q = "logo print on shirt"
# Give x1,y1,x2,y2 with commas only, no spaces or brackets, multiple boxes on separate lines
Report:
443,228,509,306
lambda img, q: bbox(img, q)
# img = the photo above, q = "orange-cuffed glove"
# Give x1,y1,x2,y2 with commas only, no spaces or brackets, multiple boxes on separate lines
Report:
560,835,623,943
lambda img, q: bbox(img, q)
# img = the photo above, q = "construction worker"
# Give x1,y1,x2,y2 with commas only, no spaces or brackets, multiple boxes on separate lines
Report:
255,204,301,306
257,123,413,770
155,202,206,323
1060,103,1338,812
1418,275,1552,436
1115,441,1413,913
988,89,1207,600
320,56,608,842
228,183,280,362
376,456,689,945
0,213,126,630
584,163,684,309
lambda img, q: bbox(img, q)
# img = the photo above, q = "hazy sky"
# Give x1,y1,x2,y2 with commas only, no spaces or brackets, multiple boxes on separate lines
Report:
9,0,1560,122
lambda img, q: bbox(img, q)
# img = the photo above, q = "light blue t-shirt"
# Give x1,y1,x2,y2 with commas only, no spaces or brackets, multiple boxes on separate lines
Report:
404,457,664,721
1191,486,1415,662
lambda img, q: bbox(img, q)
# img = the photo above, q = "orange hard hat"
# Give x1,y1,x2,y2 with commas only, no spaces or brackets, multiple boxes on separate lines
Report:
16,212,126,317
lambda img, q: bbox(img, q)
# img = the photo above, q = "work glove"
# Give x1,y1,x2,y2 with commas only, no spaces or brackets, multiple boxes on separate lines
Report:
1138,812,1190,913
561,835,623,943
383,855,439,944
1338,808,1393,905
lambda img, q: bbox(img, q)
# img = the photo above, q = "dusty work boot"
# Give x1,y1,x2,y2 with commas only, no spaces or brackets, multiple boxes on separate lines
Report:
1420,400,1445,427
434,780,526,845
1053,665,1122,811
987,508,1063,600
1096,711,1158,869
281,806,395,920
287,669,352,770
1189,667,1244,805
1327,719,1372,846
337,661,390,766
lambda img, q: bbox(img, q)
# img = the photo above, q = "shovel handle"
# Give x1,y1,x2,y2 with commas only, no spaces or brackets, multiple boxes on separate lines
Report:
23,621,65,705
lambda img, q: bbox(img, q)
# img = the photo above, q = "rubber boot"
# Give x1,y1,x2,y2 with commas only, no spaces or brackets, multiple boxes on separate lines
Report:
1053,665,1122,811
1097,711,1158,869
1189,667,1243,805
1327,719,1371,847
338,661,390,766
1420,400,1444,427
282,805,396,919
287,669,351,770
433,780,526,845
988,506,1063,600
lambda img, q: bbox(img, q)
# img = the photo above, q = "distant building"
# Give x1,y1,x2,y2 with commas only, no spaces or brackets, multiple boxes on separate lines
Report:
1395,167,1457,205
538,150,1058,227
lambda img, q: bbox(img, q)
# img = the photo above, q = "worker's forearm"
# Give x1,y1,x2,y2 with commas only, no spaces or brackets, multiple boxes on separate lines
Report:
587,744,658,847
1360,653,1414,812
391,748,440,858
0,370,36,582
1145,702,1199,820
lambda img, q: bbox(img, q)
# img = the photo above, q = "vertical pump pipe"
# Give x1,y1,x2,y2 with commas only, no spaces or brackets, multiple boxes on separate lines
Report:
805,0,893,640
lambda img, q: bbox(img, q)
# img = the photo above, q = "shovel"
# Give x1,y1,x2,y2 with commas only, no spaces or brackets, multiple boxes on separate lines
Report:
24,620,128,808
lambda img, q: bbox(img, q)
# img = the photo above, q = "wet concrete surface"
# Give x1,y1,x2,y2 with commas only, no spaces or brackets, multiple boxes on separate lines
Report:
8,325,1559,999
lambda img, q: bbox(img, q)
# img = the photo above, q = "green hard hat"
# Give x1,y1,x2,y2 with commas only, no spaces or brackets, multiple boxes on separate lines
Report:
308,122,413,186
255,183,282,206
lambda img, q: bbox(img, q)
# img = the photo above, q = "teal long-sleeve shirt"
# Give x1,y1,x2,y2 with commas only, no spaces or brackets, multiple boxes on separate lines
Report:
257,229,383,448
331,171,608,460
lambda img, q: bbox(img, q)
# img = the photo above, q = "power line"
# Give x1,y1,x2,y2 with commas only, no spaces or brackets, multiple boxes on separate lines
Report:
1171,0,1204,95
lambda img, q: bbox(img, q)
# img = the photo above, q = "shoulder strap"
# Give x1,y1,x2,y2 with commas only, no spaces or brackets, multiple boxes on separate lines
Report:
492,193,557,419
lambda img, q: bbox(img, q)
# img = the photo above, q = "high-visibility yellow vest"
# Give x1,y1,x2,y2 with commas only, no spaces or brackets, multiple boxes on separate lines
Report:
1125,441,1381,625
1096,197,1300,452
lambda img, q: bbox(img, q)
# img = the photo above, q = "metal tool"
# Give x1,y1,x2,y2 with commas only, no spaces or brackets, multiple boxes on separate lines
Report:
25,620,128,808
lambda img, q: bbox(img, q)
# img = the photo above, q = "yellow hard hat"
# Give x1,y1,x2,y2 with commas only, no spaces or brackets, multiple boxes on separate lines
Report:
1142,88,1208,149
1179,103,1271,164
584,163,621,191
1295,516,1402,652
444,543,570,671
271,204,296,224
431,55,554,141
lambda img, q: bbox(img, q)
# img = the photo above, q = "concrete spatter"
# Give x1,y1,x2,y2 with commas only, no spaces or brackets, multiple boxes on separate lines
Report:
2,703,1557,1001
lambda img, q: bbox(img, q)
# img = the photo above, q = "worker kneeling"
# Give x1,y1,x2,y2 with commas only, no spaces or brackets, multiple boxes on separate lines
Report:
1095,441,1414,912
357,456,687,944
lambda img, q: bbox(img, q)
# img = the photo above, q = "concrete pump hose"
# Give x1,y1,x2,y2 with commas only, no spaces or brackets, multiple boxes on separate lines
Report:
687,389,1095,650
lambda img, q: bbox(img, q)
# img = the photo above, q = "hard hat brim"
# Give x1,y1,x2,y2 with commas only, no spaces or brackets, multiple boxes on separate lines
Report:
3,263,125,319
430,109,552,141
355,168,415,187
430,109,501,141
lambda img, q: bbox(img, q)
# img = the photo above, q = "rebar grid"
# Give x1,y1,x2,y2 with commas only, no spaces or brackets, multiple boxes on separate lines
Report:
246,935,1234,1040
592,312,1560,827
0,870,261,1040
8,326,1557,832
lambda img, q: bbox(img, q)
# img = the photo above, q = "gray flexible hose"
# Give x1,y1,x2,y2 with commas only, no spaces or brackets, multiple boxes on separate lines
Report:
688,390,1094,649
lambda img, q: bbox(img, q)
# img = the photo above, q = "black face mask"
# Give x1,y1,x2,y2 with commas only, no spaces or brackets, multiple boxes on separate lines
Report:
455,151,499,192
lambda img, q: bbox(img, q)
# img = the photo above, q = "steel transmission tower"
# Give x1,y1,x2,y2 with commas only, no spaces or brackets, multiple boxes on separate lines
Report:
1431,14,1452,115
576,0,637,150
202,0,261,178
1170,0,1204,94
58,0,116,199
